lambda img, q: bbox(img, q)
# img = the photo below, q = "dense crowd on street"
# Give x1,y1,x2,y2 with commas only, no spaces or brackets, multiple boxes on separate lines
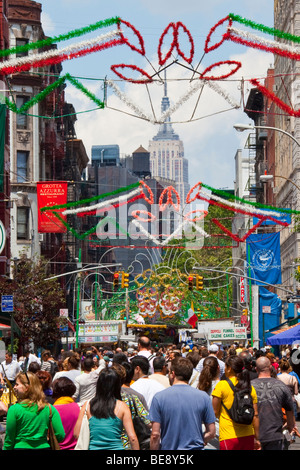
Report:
0,337,300,451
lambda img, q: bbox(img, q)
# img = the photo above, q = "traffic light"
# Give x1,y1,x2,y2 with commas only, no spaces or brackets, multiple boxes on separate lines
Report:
196,275,204,290
242,308,248,316
121,272,129,288
113,272,119,291
188,275,194,291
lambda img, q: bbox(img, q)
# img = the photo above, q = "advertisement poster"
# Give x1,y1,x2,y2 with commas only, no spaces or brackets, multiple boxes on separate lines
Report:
37,182,68,233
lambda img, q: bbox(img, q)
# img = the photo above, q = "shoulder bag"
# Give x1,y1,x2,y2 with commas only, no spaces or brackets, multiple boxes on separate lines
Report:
128,396,151,450
74,402,90,450
48,404,61,450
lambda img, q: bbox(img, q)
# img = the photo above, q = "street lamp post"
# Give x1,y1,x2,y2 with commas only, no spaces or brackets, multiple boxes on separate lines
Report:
259,172,300,192
233,123,300,147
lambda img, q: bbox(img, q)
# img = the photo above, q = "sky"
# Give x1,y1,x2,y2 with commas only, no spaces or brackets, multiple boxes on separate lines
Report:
39,0,274,192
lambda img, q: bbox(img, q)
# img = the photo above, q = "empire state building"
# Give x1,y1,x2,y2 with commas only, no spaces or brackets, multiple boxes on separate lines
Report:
148,79,190,205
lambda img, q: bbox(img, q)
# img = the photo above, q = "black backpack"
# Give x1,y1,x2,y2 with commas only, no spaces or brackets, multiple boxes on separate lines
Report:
222,377,254,425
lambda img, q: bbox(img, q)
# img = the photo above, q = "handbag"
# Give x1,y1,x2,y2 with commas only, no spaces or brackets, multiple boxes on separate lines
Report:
129,397,151,450
294,393,300,411
48,404,61,450
74,403,90,450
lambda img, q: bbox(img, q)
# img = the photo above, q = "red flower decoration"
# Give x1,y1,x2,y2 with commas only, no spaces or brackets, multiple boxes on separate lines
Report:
200,60,242,81
158,21,194,66
159,186,181,212
110,64,153,84
117,19,145,56
204,15,232,53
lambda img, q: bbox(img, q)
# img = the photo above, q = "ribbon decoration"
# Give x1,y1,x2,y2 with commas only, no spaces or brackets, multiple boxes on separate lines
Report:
5,73,106,115
0,16,121,58
0,30,124,76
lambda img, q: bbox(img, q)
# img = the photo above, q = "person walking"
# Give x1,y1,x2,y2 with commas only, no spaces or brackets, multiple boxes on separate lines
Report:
73,356,106,406
196,344,225,377
53,377,81,450
212,355,260,450
3,371,65,450
251,356,295,450
134,336,156,374
130,356,165,409
148,356,170,388
149,357,215,450
277,358,299,419
74,368,139,450
0,352,20,387
198,356,220,450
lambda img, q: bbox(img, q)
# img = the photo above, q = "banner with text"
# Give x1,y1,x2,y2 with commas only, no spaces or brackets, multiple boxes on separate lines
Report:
37,182,68,233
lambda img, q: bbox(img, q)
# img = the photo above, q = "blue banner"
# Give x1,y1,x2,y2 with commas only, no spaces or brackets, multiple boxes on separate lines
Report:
246,232,282,286
259,286,282,347
253,210,291,226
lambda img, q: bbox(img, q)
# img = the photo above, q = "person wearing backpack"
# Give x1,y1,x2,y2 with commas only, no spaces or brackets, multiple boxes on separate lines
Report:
212,355,260,450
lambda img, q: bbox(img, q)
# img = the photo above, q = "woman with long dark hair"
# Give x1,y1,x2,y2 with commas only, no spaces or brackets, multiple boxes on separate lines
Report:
198,356,220,395
211,355,260,451
198,356,220,450
74,368,139,450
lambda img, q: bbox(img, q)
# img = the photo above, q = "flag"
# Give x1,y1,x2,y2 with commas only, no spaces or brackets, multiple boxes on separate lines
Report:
246,232,282,285
185,301,198,328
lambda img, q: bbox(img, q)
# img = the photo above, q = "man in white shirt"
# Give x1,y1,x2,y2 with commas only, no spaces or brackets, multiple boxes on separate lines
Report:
148,356,170,388
130,355,165,409
0,352,20,386
135,336,156,374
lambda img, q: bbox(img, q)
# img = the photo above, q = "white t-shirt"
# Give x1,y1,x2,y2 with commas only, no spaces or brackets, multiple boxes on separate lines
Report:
53,368,81,383
131,377,165,409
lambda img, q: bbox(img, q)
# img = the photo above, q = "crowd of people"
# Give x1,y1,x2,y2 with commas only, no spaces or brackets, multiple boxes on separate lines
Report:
0,337,300,451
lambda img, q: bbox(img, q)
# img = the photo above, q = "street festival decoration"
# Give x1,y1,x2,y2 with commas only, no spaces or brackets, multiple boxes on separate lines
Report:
3,14,300,120
16,14,300,322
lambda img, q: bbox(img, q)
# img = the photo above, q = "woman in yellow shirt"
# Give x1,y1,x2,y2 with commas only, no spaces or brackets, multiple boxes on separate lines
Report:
212,355,260,450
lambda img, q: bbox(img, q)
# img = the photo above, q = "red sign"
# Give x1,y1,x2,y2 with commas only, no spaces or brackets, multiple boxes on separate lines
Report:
37,182,68,233
240,277,245,303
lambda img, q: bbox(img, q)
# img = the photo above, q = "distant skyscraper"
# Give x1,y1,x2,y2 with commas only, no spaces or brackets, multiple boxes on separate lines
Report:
148,74,190,205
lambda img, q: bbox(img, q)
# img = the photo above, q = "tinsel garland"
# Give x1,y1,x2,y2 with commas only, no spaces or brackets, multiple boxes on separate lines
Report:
159,78,240,123
158,22,194,66
76,193,144,218
62,187,141,216
0,16,121,58
117,19,145,55
228,13,300,43
201,182,300,215
106,79,153,122
159,186,181,212
250,78,300,117
139,180,154,204
132,210,157,222
110,64,153,84
0,31,123,76
227,26,300,61
204,16,231,53
199,60,242,81
6,73,105,115
40,181,140,212
199,187,284,218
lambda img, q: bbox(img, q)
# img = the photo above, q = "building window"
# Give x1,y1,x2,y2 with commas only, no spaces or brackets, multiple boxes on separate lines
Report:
16,38,29,57
16,96,29,128
17,207,29,239
16,150,29,182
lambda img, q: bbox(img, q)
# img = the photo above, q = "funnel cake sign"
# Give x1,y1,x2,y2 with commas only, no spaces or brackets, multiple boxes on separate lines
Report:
37,182,68,233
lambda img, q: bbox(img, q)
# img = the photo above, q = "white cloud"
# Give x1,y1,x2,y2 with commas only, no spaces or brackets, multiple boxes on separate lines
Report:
41,12,55,34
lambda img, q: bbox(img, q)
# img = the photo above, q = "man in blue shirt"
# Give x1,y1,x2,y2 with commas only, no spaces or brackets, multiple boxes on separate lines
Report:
149,357,215,450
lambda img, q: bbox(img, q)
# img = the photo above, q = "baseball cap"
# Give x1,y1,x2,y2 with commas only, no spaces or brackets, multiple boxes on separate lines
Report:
209,344,219,352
